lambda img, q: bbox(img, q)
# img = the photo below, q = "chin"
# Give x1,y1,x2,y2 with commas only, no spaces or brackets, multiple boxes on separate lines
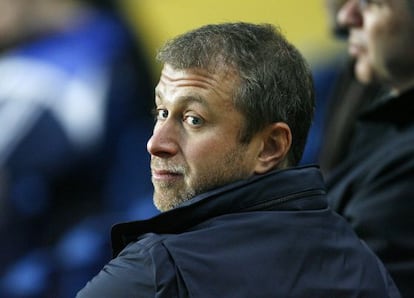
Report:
355,62,375,85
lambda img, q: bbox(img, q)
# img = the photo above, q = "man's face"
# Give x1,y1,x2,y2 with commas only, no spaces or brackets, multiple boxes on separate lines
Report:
147,64,263,212
338,0,414,90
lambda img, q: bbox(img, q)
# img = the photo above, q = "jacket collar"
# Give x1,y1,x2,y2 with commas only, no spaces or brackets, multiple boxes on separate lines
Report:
360,88,414,126
111,165,326,257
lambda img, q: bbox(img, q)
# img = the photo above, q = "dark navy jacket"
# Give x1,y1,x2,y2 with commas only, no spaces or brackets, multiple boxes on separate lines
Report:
327,89,414,297
77,166,400,297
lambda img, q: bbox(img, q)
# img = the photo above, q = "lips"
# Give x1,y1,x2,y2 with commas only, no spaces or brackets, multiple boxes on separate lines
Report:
151,158,185,182
151,165,185,184
348,33,366,57
152,169,181,178
348,42,364,57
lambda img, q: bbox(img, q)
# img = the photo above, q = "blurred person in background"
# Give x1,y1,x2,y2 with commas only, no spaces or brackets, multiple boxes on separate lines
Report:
323,0,414,296
0,0,156,297
317,0,383,173
299,0,354,165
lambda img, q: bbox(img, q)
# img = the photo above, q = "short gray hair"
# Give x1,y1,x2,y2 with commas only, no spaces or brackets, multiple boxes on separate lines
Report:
157,22,314,166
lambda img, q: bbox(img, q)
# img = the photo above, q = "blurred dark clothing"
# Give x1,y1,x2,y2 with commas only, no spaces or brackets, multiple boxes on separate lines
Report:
318,59,382,172
0,10,157,297
326,87,414,297
77,166,400,298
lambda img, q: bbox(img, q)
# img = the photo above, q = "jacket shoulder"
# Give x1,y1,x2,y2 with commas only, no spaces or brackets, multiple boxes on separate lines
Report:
77,233,181,297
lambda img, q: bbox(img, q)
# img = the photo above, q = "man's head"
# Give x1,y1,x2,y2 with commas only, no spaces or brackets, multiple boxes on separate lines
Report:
147,22,314,211
337,0,414,92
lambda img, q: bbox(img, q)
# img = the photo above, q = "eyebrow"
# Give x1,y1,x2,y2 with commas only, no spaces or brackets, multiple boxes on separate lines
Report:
155,90,208,108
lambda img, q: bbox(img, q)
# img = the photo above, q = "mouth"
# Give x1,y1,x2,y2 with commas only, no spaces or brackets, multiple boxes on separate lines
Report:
347,33,365,58
348,42,364,57
152,168,184,183
151,157,186,183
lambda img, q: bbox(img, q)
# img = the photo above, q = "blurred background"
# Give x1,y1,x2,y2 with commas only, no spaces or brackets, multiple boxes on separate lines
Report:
121,0,344,78
0,1,345,297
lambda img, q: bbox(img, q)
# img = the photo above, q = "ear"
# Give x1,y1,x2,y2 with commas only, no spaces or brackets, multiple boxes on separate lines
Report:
254,122,292,174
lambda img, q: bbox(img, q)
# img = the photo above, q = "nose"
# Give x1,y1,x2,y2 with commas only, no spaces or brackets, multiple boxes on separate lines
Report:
337,0,363,29
147,120,179,158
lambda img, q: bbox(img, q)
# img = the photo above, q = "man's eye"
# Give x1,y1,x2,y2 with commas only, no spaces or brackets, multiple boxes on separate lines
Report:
184,115,204,127
155,109,168,120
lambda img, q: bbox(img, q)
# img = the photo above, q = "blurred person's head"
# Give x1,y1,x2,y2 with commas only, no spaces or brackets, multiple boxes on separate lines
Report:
337,0,414,93
147,22,315,211
0,0,114,51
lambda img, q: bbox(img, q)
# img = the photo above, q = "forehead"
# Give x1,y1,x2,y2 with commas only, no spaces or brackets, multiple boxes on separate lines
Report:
155,64,239,107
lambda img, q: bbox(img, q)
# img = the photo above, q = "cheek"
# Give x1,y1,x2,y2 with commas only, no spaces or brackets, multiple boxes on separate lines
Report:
364,13,388,43
368,23,407,74
366,12,404,55
364,20,389,67
186,138,225,164
184,135,237,171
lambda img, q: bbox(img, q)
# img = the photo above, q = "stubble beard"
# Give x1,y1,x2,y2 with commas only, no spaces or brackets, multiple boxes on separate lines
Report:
152,144,251,212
